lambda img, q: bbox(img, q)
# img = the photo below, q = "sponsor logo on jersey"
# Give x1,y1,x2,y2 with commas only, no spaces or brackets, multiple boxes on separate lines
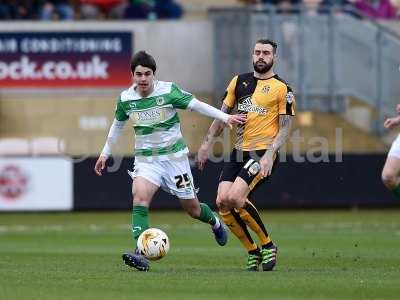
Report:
130,102,137,108
286,91,294,104
238,96,267,115
136,108,162,121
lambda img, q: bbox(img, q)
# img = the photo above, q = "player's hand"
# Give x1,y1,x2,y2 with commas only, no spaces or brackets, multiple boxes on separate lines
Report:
384,116,400,129
226,114,246,129
197,145,210,171
259,150,275,178
396,104,400,114
94,155,108,176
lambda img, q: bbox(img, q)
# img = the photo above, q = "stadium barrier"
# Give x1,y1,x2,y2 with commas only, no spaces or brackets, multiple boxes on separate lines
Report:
0,154,397,211
73,155,399,210
0,157,73,211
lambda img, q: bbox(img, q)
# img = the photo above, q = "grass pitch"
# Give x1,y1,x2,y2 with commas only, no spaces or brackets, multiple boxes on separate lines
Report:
1,210,400,300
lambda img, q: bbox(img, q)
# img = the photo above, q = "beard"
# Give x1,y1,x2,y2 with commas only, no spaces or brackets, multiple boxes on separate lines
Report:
253,60,273,74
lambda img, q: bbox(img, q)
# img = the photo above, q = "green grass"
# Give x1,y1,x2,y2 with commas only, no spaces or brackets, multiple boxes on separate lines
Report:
1,210,400,300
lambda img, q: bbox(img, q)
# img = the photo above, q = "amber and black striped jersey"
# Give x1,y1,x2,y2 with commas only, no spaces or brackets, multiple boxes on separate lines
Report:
223,72,295,151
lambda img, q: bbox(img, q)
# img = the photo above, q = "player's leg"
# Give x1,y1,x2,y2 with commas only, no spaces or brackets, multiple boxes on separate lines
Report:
179,197,211,224
238,197,276,271
179,197,227,246
382,156,400,197
123,161,161,271
131,176,159,240
226,158,278,271
382,136,400,198
216,153,264,270
162,156,227,245
230,177,273,247
217,182,261,271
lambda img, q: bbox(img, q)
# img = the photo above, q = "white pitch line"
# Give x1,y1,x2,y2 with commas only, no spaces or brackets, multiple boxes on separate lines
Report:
0,223,209,234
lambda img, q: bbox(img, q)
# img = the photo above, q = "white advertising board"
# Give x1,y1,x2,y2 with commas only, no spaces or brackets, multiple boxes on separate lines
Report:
0,157,73,211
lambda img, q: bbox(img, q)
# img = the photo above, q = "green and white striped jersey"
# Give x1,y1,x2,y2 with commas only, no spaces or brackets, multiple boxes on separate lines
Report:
115,81,193,159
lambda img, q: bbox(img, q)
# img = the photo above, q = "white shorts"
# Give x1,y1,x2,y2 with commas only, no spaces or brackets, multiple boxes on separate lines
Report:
388,134,400,159
129,156,197,199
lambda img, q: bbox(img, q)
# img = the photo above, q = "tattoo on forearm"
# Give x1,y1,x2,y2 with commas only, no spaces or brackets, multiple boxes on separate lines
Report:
221,103,233,114
202,104,231,145
272,115,292,151
280,115,291,128
203,126,219,144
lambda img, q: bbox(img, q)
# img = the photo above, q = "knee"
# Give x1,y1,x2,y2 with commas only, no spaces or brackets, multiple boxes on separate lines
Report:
132,192,149,206
216,198,229,211
226,192,246,209
216,192,231,211
216,192,244,211
382,171,399,190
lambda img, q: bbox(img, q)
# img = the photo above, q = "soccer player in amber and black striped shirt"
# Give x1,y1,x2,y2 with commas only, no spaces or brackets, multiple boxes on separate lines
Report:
198,39,295,271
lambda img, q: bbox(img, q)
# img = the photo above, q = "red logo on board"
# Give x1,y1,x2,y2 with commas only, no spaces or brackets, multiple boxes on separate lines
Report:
0,165,29,200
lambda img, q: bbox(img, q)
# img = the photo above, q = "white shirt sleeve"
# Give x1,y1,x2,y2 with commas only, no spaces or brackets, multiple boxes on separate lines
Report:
100,119,126,157
187,98,230,123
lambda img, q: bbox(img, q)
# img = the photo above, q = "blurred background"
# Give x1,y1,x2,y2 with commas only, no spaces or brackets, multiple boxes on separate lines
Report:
1,0,400,212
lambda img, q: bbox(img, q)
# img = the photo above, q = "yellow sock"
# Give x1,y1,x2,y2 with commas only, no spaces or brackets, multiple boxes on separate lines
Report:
237,199,272,246
219,210,258,252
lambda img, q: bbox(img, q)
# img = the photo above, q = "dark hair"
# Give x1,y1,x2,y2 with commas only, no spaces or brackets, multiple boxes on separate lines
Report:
255,39,277,54
130,51,157,74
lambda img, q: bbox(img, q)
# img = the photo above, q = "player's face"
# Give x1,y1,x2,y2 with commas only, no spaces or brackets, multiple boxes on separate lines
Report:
133,65,154,95
252,43,275,74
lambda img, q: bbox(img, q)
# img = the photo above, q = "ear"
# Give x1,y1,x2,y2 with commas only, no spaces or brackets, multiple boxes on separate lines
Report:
390,0,399,7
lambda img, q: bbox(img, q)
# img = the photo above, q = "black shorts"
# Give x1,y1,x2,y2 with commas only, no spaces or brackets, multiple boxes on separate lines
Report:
219,149,278,192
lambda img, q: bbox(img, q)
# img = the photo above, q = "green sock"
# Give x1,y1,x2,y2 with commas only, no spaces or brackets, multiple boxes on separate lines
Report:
132,205,149,240
195,203,217,226
392,185,400,199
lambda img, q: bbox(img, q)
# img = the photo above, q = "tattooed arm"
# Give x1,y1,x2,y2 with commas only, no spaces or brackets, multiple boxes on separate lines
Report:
202,104,233,146
259,115,293,177
197,104,233,170
271,114,293,153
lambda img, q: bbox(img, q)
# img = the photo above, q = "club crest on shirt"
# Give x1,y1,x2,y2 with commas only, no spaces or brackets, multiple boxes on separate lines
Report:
242,81,249,88
261,85,270,94
156,97,165,105
286,91,294,104
129,102,137,109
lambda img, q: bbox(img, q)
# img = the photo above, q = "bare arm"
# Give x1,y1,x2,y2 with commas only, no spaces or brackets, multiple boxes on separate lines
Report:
201,104,233,148
270,115,293,154
197,104,233,170
259,115,293,177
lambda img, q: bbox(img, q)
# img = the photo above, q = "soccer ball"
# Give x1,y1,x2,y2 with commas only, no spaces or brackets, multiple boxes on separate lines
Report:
137,228,170,261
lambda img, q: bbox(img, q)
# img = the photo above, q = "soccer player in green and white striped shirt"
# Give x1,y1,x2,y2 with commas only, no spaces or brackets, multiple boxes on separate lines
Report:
94,51,246,271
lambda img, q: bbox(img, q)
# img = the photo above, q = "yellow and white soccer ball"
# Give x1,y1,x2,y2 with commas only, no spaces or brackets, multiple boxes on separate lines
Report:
137,228,170,261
